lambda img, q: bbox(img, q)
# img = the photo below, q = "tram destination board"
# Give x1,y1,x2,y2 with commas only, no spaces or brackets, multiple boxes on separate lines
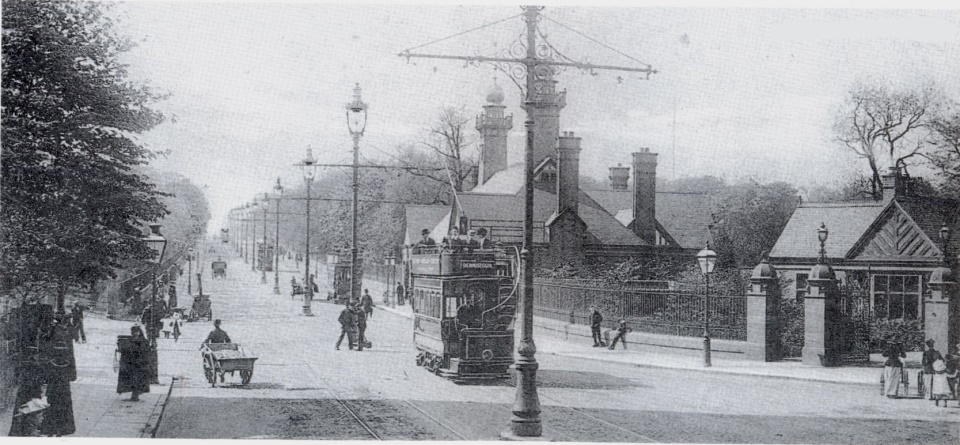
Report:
410,251,497,276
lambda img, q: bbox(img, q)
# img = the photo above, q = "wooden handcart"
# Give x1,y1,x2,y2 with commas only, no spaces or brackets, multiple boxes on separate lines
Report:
200,343,257,387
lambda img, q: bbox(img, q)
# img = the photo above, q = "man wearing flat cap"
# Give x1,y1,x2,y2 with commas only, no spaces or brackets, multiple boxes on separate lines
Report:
203,319,231,344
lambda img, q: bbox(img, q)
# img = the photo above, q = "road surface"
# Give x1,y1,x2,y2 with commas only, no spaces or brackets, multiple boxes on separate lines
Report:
155,246,959,443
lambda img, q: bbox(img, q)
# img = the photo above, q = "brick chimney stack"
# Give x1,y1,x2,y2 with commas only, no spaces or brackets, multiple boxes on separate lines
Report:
632,148,658,245
881,166,904,202
609,163,630,190
557,132,582,218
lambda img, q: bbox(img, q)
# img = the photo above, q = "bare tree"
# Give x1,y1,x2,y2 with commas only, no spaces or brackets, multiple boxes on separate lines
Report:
406,106,478,193
834,81,941,199
923,108,960,199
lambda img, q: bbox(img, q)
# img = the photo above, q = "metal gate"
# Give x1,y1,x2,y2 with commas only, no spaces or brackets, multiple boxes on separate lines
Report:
837,281,872,364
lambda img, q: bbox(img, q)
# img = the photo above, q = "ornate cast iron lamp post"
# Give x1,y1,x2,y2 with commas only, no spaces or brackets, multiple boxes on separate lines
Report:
346,83,368,306
298,148,319,316
143,224,167,385
696,242,717,367
273,178,284,294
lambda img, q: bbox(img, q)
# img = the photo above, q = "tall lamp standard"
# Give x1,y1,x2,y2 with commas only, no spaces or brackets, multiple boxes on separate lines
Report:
243,203,250,264
346,83,368,306
298,148,319,316
261,192,269,284
384,255,396,308
187,247,194,295
696,242,717,367
273,178,284,294
251,198,259,272
143,224,167,385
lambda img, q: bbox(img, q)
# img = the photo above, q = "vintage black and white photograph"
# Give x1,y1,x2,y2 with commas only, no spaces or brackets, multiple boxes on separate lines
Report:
2,1,959,443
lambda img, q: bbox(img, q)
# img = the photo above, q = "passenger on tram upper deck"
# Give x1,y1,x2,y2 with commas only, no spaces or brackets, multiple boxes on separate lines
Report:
418,229,436,246
442,227,465,252
476,228,492,249
465,230,480,249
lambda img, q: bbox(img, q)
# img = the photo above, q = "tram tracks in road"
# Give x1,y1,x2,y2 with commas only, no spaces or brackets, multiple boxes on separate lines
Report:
304,362,382,440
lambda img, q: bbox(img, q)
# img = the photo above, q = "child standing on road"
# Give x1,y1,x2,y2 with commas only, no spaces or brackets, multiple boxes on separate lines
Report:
608,319,632,350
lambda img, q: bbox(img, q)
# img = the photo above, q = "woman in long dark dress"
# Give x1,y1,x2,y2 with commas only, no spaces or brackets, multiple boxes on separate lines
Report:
39,313,77,436
117,326,151,401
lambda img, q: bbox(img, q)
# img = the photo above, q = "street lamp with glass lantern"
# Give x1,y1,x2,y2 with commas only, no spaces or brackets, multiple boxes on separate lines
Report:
299,148,319,316
346,83,368,306
143,223,167,384
696,242,717,368
273,178,284,294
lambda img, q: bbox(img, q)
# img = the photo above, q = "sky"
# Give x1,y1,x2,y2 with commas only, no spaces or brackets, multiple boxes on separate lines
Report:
109,1,960,231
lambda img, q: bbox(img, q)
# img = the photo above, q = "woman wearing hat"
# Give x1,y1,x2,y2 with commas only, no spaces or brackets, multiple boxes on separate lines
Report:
117,326,150,401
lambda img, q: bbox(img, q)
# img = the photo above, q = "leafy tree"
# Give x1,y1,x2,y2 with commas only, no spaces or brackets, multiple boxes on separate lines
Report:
712,181,799,269
1,0,167,305
833,81,941,199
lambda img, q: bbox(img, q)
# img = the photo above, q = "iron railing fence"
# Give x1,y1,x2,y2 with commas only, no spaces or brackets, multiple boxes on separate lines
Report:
533,279,748,341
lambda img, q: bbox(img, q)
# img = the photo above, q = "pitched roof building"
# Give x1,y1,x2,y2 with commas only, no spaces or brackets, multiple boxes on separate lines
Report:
404,77,715,263
769,168,959,323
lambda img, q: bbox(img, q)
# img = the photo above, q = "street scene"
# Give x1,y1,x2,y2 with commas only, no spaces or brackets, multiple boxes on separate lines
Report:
3,2,960,444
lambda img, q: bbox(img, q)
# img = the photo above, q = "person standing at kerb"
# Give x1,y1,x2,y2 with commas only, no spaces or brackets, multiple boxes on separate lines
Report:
589,306,605,347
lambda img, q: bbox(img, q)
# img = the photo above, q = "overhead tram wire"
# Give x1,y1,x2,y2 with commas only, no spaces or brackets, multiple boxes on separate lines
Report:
539,13,654,71
400,12,524,54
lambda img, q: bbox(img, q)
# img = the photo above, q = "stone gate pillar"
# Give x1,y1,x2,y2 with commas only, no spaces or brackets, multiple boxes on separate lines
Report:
802,262,841,366
746,258,780,361
925,266,958,355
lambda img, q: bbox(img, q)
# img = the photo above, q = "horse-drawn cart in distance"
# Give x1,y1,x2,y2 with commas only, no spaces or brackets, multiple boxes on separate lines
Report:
200,343,257,387
189,294,212,322
212,259,227,279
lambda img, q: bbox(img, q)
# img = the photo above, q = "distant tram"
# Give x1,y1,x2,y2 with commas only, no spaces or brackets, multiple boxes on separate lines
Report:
220,228,229,244
408,244,518,381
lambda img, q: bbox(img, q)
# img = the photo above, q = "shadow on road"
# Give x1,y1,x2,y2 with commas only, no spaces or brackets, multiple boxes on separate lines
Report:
465,369,648,390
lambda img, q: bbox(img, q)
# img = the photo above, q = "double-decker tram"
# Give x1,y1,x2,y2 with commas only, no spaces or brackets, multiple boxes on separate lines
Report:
409,244,518,381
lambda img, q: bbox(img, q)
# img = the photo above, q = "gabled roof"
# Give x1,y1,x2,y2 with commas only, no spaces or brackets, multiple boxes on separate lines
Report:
770,195,960,262
469,163,525,194
403,204,450,246
769,201,887,260
582,189,714,249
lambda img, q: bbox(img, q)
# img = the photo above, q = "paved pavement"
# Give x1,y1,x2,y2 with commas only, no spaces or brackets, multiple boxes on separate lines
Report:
1,257,944,439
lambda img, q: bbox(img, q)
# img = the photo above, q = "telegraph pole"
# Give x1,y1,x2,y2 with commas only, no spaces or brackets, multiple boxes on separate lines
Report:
400,6,655,439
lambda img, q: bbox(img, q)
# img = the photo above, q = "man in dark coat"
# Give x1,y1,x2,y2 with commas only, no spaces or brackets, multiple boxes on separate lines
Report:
477,228,492,248
336,304,358,350
117,326,151,401
590,306,605,347
70,304,86,344
395,282,405,306
203,319,231,344
608,319,632,350
417,229,436,246
354,305,368,351
360,289,374,320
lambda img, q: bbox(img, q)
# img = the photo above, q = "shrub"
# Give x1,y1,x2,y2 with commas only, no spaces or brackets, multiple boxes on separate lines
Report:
779,297,804,358
871,319,924,353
